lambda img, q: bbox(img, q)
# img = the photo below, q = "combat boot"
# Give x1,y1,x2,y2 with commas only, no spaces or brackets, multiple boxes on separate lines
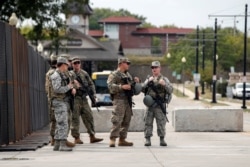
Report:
51,136,55,146
59,140,73,151
53,140,60,151
66,140,75,147
74,137,84,144
109,137,116,147
160,137,167,146
144,137,151,146
90,134,103,143
118,138,133,146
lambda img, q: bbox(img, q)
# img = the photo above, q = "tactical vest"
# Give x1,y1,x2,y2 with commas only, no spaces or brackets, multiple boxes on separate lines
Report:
109,70,133,97
145,75,167,99
50,70,71,100
71,70,89,97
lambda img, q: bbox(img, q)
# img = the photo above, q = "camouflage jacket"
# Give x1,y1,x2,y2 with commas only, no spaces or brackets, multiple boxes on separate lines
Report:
107,69,133,95
50,69,72,100
142,74,173,101
70,69,96,96
45,67,56,99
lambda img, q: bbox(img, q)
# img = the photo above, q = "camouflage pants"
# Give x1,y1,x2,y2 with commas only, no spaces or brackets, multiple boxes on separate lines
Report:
48,105,56,137
71,97,95,138
52,99,69,140
110,99,132,139
144,106,167,138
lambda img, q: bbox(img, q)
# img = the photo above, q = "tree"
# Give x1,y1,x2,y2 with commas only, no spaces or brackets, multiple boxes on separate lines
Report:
0,0,65,45
165,26,249,84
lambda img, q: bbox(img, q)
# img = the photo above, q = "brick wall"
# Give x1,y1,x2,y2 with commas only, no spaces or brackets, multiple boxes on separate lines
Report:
119,24,152,49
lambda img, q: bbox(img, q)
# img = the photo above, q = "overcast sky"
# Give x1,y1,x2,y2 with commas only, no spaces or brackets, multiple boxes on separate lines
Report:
90,0,249,31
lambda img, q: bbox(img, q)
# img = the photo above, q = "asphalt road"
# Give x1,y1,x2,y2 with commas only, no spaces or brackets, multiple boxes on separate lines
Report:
0,91,250,167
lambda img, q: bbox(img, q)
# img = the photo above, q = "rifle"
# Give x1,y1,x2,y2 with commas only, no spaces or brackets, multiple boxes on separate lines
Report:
121,77,135,108
76,75,100,112
147,80,169,122
66,90,75,112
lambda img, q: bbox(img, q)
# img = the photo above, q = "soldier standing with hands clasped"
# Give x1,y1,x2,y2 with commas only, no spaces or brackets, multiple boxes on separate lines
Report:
50,57,76,151
142,61,173,147
107,58,141,147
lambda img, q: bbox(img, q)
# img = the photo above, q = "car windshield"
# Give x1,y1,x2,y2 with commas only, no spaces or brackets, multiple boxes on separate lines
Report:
236,84,250,89
94,78,109,93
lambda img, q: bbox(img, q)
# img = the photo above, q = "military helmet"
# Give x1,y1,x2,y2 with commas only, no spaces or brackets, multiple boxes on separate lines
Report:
60,53,70,60
133,83,142,95
143,95,155,107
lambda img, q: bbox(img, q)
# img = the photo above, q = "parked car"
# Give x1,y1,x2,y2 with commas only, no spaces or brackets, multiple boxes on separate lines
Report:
231,83,250,99
91,71,113,107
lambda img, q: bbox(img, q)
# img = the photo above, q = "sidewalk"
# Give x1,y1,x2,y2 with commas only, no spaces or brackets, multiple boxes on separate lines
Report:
173,83,249,108
0,92,250,167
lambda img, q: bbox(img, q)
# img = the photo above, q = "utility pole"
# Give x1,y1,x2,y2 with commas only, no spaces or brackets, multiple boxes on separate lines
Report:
209,4,249,108
211,18,217,103
201,30,205,94
242,4,248,109
208,14,249,36
194,26,199,100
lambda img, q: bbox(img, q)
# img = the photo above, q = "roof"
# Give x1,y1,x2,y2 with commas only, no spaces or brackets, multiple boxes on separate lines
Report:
82,4,93,15
43,29,123,61
132,27,195,35
88,30,104,37
98,16,142,24
58,48,122,61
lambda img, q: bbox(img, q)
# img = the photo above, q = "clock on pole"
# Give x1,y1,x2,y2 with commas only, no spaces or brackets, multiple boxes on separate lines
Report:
71,15,80,24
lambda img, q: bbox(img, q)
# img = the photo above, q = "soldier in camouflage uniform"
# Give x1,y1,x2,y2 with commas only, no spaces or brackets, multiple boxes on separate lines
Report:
107,58,140,147
142,61,173,147
50,57,76,151
58,54,76,148
45,54,57,145
70,57,103,144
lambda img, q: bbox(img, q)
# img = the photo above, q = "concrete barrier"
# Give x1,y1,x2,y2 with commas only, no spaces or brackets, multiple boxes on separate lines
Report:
79,107,146,133
172,107,243,132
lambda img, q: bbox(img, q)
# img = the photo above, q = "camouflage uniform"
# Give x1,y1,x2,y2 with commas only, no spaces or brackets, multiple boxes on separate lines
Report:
70,69,96,138
45,67,56,138
50,70,72,140
63,71,74,135
107,70,133,139
142,74,173,138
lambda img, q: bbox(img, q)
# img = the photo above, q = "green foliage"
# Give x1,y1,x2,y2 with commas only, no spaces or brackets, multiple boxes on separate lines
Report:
0,0,65,44
160,24,177,28
200,61,213,85
164,27,249,82
217,82,228,97
127,55,166,66
151,36,162,54
142,22,157,28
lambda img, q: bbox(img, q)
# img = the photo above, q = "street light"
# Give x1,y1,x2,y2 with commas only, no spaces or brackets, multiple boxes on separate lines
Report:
44,51,49,58
9,13,18,27
37,42,43,53
181,57,186,96
167,52,171,58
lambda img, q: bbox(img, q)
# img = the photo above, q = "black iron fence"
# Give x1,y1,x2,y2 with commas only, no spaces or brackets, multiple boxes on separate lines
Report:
0,21,49,145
